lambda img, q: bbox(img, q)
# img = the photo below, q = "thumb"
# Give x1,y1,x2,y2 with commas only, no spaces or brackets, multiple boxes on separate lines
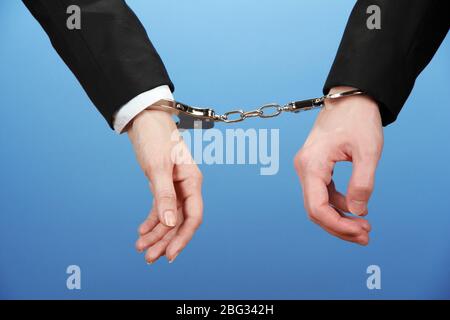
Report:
150,167,178,227
347,155,378,216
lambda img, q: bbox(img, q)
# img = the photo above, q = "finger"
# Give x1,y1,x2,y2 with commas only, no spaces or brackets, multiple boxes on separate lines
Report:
145,227,178,264
332,202,372,233
138,206,159,236
302,174,367,242
345,216,371,233
139,199,183,236
149,167,178,227
294,154,365,240
328,180,350,213
136,223,172,252
328,180,372,233
321,223,370,245
346,154,378,216
137,203,184,252
166,176,203,262
321,203,370,244
328,182,371,232
139,214,158,236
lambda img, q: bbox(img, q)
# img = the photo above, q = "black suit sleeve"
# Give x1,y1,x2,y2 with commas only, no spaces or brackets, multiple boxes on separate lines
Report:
324,0,449,126
22,0,174,129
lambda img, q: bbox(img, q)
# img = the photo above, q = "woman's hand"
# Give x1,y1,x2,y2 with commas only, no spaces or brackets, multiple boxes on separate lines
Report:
128,108,203,263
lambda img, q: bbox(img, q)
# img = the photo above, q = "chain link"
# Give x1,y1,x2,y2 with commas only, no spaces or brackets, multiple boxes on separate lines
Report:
217,102,299,123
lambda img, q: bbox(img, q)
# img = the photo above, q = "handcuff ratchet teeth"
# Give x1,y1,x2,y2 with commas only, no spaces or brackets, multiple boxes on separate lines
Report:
151,89,364,129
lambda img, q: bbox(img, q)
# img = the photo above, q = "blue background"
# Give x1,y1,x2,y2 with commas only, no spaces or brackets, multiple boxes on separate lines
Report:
0,0,449,299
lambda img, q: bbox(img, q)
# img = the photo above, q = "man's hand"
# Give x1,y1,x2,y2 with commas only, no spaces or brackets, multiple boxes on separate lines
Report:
128,109,203,263
294,86,383,245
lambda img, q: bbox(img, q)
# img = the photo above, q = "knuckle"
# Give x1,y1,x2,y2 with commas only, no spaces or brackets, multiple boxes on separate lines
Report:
304,202,318,219
191,169,204,184
194,170,204,183
306,211,318,224
185,180,200,192
180,169,203,192
156,190,176,202
361,145,381,158
194,216,203,228
351,182,373,196
185,176,202,190
295,147,333,181
294,149,310,171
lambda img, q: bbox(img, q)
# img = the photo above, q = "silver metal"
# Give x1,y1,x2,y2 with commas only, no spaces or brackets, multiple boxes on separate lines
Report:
153,89,364,129
154,100,217,120
259,104,283,118
243,109,263,119
222,110,245,123
326,89,364,100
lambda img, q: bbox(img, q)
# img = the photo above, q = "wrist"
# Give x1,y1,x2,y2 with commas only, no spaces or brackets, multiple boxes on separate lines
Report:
128,108,177,137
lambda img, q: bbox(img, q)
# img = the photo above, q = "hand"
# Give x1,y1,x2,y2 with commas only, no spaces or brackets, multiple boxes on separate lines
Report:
128,108,203,263
294,86,383,245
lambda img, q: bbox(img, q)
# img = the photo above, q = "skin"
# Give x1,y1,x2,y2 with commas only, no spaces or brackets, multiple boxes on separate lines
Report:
130,85,383,264
128,109,203,263
294,86,384,245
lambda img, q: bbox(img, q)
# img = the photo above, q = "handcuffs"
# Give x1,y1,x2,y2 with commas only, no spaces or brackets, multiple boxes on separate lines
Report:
149,89,364,129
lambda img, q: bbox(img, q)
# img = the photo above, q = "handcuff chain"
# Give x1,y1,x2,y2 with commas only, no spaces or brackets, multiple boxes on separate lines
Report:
217,101,315,123
166,89,364,129
215,90,362,123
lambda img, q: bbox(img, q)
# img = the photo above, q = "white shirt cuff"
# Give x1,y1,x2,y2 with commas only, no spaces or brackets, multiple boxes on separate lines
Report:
113,85,174,134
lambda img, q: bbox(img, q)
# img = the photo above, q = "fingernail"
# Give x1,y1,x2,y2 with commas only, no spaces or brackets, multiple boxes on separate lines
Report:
350,200,367,215
168,252,180,264
163,210,177,227
147,261,153,265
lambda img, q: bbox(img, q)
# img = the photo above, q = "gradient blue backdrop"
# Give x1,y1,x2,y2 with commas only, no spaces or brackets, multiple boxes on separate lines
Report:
0,0,449,299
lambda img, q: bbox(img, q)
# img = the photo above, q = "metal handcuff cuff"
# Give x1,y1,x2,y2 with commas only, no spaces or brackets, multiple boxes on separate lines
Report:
149,89,364,129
